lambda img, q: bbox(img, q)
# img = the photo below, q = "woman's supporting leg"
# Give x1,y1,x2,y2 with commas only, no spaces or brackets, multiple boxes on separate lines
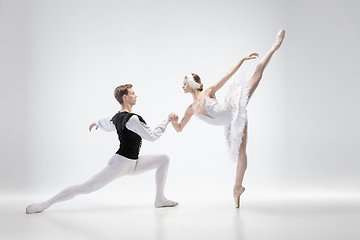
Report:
248,29,285,101
232,30,285,208
233,122,248,208
131,154,178,208
26,155,136,214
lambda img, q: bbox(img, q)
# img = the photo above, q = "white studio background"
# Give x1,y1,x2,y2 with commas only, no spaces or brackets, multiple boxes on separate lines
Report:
0,0,359,203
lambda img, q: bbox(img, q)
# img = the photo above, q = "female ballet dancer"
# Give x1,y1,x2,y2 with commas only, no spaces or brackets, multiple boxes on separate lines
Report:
26,84,178,214
169,30,285,208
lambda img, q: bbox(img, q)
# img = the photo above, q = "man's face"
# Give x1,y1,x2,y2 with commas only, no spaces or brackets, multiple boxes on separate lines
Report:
125,88,137,106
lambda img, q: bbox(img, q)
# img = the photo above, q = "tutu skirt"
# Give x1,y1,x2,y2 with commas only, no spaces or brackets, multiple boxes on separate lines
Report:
224,74,250,162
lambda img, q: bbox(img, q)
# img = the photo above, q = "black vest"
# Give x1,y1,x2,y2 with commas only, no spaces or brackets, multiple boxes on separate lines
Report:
111,112,146,159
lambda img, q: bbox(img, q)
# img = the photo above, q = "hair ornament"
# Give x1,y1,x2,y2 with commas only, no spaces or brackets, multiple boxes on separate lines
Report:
186,74,202,89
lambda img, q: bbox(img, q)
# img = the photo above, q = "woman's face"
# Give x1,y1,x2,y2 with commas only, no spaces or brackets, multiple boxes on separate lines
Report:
182,78,192,93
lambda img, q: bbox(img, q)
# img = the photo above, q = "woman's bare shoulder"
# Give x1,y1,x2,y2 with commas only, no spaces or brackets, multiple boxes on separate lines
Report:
203,88,215,98
185,104,195,115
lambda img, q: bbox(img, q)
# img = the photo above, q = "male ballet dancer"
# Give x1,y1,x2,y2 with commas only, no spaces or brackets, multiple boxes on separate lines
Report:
26,84,178,214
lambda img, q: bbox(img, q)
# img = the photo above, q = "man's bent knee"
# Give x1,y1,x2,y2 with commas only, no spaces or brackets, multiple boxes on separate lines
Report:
159,154,170,165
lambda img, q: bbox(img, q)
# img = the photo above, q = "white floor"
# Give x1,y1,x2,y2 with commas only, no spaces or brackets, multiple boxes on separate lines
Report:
2,191,360,240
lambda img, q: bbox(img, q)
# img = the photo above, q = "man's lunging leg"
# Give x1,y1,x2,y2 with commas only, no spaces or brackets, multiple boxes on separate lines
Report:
26,155,136,214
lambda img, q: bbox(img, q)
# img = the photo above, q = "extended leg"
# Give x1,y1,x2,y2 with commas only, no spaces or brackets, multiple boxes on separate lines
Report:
248,30,285,101
26,155,136,214
131,154,178,208
233,122,248,208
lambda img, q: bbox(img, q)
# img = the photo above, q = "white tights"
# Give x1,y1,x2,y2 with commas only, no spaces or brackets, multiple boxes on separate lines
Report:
26,154,174,213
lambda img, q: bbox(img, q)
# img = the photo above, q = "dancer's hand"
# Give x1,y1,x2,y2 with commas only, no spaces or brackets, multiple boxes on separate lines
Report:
168,113,178,122
243,52,259,61
168,113,179,122
171,115,179,122
89,122,99,132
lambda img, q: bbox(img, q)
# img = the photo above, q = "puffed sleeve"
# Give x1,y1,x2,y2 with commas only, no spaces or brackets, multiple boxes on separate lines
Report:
95,117,116,132
126,115,169,141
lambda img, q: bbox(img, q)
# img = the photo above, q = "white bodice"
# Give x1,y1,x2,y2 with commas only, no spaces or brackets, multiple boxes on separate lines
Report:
194,98,232,126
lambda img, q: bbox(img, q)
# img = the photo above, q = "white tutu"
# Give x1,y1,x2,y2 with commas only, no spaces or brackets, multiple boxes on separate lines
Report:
194,74,250,162
224,74,250,162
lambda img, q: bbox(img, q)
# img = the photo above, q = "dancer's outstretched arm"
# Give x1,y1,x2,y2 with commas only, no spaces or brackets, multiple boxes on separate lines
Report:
206,53,259,97
89,117,115,132
170,106,193,133
126,115,169,142
89,115,170,141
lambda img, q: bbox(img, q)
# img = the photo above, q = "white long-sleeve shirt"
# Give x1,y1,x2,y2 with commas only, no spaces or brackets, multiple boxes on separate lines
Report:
95,115,169,142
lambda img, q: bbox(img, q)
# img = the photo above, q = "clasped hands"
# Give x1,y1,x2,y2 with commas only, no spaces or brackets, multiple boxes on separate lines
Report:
168,113,178,123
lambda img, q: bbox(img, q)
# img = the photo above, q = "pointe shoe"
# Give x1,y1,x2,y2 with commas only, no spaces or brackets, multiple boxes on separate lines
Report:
233,184,245,208
26,202,46,214
154,199,179,208
272,29,285,51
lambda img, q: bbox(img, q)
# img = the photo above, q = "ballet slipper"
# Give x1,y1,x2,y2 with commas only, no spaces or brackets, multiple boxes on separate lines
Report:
154,199,179,208
233,183,245,208
26,202,47,214
272,29,285,51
